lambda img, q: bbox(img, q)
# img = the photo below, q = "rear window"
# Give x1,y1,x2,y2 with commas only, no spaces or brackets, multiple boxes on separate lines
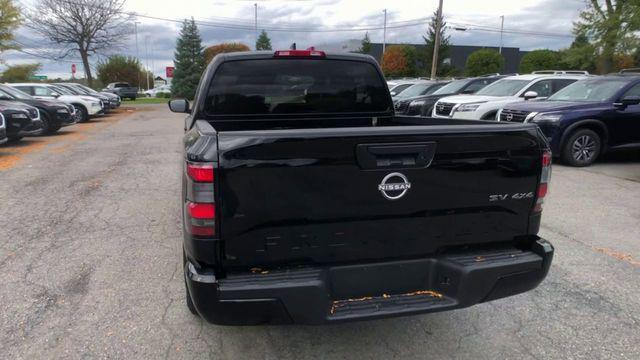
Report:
203,59,391,115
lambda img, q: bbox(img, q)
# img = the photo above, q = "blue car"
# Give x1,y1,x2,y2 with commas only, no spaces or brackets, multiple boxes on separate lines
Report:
498,75,640,166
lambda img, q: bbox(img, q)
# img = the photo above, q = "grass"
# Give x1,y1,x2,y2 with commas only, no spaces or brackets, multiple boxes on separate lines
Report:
122,97,169,105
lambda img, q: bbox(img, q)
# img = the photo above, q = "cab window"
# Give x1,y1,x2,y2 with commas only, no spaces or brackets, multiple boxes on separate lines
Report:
524,80,553,97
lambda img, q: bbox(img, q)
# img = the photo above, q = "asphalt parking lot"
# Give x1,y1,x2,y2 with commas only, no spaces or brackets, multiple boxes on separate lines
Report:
0,104,638,359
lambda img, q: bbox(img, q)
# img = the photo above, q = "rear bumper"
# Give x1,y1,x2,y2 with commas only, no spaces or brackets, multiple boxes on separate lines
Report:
186,237,553,325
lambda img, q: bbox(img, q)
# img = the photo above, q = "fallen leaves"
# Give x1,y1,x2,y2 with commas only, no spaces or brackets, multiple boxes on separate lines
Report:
330,290,444,315
595,247,640,267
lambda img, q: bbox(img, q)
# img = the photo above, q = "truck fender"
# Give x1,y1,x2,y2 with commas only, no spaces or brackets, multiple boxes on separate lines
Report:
559,119,609,152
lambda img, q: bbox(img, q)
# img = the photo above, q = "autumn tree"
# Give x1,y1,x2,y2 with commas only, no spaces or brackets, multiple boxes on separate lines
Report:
519,50,561,73
97,55,153,90
465,49,504,76
26,0,133,86
381,45,417,77
574,0,640,73
172,18,205,99
255,30,272,50
0,0,21,54
204,42,250,63
0,63,41,82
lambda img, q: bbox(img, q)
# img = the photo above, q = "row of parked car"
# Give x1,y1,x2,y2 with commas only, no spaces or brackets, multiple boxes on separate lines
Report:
389,69,640,166
0,83,122,145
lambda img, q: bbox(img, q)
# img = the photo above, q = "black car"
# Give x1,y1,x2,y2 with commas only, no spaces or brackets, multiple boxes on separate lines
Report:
499,75,640,166
54,83,110,113
0,112,7,144
0,84,76,134
0,100,43,142
394,75,507,116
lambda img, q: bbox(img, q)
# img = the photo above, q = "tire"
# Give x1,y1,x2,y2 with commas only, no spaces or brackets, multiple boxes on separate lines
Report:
39,112,58,134
183,250,199,316
74,105,89,122
131,97,137,101
561,128,601,167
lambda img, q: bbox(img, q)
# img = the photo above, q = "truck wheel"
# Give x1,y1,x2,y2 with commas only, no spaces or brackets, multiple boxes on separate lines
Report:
562,128,600,167
74,105,89,122
39,112,51,134
131,97,137,101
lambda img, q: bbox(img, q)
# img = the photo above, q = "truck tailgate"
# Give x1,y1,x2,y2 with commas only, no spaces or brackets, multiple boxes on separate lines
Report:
216,124,542,268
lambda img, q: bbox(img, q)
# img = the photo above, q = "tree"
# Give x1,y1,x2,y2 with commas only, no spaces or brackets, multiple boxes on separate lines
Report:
519,49,561,73
465,49,504,76
96,55,154,90
0,63,41,82
0,0,21,54
574,0,640,73
358,32,372,54
204,42,250,63
558,34,597,72
255,30,272,50
422,11,450,76
381,45,417,77
172,18,205,99
26,0,132,86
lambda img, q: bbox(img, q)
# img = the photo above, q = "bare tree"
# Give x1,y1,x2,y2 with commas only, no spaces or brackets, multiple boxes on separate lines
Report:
26,0,133,86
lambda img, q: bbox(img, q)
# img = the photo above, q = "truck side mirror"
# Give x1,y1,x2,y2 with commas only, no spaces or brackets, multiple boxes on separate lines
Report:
614,95,640,108
523,91,538,100
169,99,190,113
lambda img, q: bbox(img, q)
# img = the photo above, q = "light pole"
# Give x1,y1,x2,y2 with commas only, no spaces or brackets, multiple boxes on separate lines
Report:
382,9,387,56
134,21,141,89
254,3,258,49
499,15,504,54
144,36,150,90
430,0,444,80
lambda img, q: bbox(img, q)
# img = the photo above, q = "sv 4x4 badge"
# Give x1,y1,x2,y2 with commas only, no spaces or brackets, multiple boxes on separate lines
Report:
378,172,411,200
489,192,534,202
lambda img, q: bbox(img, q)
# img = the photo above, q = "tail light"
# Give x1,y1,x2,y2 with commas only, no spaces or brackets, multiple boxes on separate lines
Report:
185,162,216,237
534,150,552,213
274,49,326,57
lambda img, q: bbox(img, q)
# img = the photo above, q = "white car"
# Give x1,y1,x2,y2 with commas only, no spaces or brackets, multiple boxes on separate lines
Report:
10,83,103,122
144,84,171,97
432,74,588,120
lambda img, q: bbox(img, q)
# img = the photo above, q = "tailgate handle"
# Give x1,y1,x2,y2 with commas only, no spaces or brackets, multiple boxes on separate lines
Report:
356,142,436,170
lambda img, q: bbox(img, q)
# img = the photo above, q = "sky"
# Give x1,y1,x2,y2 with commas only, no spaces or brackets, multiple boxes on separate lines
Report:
2,0,587,79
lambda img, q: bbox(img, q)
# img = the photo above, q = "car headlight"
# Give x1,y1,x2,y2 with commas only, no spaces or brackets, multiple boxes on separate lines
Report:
531,113,562,123
456,103,484,112
409,100,426,107
91,102,100,107
11,113,28,119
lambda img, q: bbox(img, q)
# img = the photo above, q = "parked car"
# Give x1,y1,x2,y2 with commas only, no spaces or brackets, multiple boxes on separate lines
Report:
388,81,418,97
0,112,7,144
102,82,138,100
498,75,640,166
432,73,588,120
66,83,121,108
170,49,553,325
144,84,171,97
392,80,449,103
0,100,43,142
54,83,114,111
394,75,506,116
10,83,102,122
0,84,76,134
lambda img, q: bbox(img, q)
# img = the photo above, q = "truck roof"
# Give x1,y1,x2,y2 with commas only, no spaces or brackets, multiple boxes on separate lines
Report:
213,50,379,65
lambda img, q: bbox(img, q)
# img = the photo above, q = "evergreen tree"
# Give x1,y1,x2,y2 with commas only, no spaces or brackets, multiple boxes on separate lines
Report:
256,30,272,50
359,32,372,54
423,11,450,76
172,18,204,99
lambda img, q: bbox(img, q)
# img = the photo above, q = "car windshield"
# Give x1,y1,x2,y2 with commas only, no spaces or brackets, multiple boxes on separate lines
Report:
50,85,73,95
61,84,89,95
204,59,391,115
0,85,33,100
476,79,530,96
396,83,437,98
548,79,630,102
77,84,99,94
390,83,413,94
432,79,470,95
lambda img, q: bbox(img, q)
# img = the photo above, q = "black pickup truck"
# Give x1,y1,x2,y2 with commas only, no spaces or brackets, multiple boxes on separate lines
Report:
169,50,554,325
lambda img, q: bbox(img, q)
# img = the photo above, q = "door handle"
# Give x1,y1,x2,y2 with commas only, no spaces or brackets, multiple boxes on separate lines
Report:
356,142,437,170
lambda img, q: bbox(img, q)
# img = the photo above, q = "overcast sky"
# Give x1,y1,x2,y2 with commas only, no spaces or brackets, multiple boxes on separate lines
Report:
3,0,586,79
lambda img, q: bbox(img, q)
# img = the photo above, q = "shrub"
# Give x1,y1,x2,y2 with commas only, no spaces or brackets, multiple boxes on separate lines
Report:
465,49,504,76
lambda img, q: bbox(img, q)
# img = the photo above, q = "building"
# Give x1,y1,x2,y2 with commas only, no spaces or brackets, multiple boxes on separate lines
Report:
367,43,528,74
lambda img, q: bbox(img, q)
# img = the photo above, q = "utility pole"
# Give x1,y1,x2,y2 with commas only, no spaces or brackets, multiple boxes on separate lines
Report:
499,15,504,54
144,36,150,90
135,21,141,89
430,0,443,80
254,3,258,49
382,9,387,56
